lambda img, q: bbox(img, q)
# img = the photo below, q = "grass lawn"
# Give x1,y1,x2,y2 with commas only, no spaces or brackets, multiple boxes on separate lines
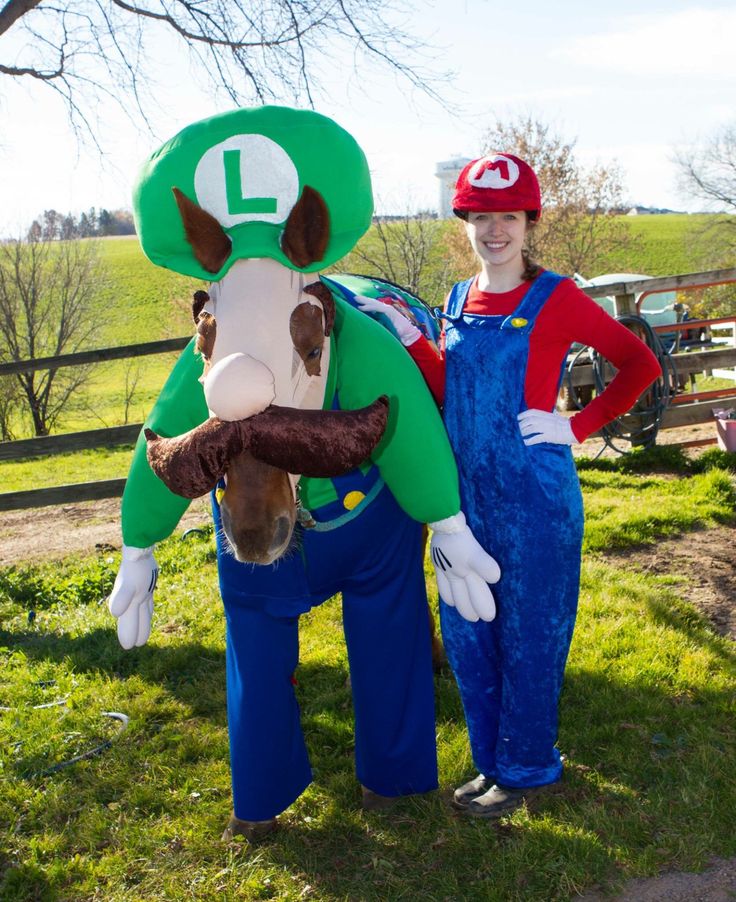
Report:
1,450,735,901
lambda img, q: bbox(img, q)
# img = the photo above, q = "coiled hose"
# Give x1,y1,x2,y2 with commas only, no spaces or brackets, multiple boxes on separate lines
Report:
564,313,677,454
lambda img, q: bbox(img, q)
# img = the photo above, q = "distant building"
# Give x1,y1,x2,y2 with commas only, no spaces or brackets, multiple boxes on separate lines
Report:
627,205,684,216
435,157,472,219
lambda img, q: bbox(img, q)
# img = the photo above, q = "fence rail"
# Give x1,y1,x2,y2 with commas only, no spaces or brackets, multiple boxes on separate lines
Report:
2,268,736,512
1,479,126,512
0,424,142,462
0,337,189,377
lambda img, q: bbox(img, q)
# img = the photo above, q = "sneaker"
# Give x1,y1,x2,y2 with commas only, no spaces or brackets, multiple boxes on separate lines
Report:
466,783,539,819
452,773,493,810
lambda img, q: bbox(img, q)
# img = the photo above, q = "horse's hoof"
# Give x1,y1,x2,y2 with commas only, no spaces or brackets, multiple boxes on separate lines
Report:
361,786,401,811
221,812,278,842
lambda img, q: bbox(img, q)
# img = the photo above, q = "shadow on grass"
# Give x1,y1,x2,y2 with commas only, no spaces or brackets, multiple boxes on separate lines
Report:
2,627,735,900
265,663,735,901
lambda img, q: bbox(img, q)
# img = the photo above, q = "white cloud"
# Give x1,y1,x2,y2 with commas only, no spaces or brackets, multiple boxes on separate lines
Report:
553,8,736,77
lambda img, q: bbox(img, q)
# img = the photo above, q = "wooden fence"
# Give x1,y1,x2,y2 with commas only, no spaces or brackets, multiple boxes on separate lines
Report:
1,268,735,512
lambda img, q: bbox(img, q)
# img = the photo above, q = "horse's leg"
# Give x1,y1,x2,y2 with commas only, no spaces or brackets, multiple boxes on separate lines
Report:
422,524,447,672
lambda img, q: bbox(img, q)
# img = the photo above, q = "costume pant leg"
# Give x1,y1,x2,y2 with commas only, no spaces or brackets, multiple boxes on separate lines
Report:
224,603,312,821
493,531,581,788
441,492,583,789
340,496,438,797
439,603,501,778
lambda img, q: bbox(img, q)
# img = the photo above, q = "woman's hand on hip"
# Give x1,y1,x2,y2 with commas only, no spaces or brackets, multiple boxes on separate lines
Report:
518,409,576,446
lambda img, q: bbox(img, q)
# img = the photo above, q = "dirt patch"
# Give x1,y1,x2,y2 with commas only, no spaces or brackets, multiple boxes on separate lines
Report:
571,420,720,461
0,496,212,566
603,525,736,641
578,856,736,901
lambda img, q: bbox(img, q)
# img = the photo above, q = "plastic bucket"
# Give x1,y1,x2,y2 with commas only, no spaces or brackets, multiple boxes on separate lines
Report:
716,418,736,452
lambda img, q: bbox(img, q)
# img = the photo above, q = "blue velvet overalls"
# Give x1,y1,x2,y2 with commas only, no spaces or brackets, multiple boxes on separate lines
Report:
440,271,584,788
211,458,437,821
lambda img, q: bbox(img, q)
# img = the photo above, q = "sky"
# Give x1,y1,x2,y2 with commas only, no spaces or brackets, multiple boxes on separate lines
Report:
0,0,734,235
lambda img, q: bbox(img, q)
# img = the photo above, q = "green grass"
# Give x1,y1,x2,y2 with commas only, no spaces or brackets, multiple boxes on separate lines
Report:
91,237,201,346
581,467,736,552
598,214,711,277
3,226,735,897
0,446,135,492
1,461,735,901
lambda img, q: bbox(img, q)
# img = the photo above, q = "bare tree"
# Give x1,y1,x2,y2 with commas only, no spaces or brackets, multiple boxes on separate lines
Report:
0,1,446,145
482,116,630,276
342,212,448,302
0,232,102,436
674,124,736,317
0,376,22,440
675,123,736,215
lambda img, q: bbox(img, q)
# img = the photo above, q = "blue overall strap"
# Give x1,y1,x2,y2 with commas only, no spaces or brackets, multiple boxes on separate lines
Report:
302,477,385,532
499,271,565,331
298,389,385,531
442,278,474,321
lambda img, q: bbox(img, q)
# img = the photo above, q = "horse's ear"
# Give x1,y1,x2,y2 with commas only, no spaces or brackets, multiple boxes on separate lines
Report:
303,281,336,336
281,186,330,269
192,289,210,323
172,187,232,274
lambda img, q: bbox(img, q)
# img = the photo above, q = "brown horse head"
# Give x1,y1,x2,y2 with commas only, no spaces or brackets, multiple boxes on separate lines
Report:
147,189,383,564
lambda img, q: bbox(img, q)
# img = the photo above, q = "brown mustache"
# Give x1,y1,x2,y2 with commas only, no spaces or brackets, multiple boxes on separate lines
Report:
145,397,390,499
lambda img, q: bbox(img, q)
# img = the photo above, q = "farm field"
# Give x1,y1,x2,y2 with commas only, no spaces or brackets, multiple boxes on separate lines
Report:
591,213,714,278
1,213,726,450
1,446,735,901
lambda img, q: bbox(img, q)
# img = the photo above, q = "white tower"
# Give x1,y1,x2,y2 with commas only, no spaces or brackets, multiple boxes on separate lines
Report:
435,157,472,219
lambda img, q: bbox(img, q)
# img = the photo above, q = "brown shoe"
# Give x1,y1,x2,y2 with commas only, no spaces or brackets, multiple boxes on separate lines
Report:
452,773,493,810
221,812,278,842
361,786,401,811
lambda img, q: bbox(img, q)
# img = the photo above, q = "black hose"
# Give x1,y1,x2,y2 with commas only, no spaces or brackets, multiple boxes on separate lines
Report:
1,683,129,778
564,314,676,454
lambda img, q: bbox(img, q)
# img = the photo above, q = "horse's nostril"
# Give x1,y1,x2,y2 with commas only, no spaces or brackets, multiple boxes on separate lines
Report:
271,516,292,552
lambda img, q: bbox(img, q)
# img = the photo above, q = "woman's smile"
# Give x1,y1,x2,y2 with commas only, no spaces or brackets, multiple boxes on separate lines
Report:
465,210,527,274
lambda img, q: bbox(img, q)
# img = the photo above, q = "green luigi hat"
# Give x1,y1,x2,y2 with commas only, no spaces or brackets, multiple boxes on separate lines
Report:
133,106,373,279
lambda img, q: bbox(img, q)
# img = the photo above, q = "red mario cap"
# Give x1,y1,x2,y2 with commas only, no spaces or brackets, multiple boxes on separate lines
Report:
452,153,541,220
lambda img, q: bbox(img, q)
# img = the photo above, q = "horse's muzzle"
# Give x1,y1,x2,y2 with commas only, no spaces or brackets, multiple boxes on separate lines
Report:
144,396,390,499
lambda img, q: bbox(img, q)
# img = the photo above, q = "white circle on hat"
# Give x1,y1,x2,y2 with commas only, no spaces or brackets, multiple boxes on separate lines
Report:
194,134,299,228
468,155,520,189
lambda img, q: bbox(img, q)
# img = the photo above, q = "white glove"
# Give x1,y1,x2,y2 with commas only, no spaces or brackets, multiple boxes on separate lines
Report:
353,294,422,346
428,512,500,622
108,545,158,649
518,409,576,446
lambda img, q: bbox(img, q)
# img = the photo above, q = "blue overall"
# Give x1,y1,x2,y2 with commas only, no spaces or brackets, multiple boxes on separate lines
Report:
212,464,437,821
440,271,584,788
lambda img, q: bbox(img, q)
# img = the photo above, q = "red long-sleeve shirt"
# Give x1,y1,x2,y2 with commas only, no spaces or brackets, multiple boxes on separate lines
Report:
406,274,661,442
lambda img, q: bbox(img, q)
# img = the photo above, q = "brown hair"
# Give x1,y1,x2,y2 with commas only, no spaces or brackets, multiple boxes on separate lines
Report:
521,250,540,281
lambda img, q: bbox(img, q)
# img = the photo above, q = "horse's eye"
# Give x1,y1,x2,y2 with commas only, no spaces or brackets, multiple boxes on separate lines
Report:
307,347,322,360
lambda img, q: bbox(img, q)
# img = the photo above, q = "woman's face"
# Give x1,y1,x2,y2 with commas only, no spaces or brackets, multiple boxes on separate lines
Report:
464,210,527,270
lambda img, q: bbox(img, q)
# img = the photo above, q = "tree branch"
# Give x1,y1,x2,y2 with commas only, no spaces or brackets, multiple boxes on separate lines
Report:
0,0,43,37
